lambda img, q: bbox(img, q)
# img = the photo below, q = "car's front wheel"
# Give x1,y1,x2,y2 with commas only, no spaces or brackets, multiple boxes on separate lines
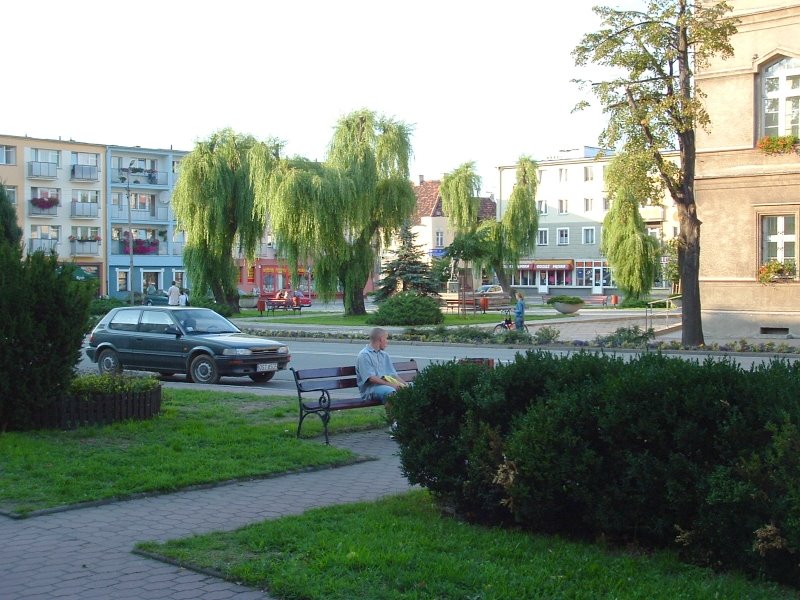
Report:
249,371,275,383
189,354,220,384
97,349,122,375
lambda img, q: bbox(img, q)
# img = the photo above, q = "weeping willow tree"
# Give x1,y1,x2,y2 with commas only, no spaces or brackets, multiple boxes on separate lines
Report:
172,129,281,308
601,184,660,300
440,157,538,292
261,109,416,315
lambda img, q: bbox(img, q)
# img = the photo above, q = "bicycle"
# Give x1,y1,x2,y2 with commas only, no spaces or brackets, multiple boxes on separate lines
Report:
493,308,529,334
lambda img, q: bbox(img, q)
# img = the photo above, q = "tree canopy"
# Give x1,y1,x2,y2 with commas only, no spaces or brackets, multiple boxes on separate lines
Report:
374,222,438,302
171,129,282,307
0,183,21,248
261,109,417,315
573,0,737,346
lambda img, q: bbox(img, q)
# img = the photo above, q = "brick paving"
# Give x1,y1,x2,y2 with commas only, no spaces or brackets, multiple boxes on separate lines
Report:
0,431,411,599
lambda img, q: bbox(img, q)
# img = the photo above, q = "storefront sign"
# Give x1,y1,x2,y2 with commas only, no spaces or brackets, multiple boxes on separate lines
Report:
531,260,574,271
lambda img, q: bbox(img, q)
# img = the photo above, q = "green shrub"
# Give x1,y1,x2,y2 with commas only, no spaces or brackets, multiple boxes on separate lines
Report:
0,250,95,431
532,326,560,344
69,373,160,397
89,297,126,316
618,296,651,308
594,325,655,348
545,295,584,305
190,295,235,318
366,291,443,326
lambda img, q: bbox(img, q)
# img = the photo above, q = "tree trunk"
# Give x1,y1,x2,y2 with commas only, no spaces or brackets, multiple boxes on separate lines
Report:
343,283,366,315
676,201,704,347
491,260,511,294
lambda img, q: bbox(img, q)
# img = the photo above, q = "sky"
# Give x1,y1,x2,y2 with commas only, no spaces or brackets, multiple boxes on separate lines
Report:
3,0,614,197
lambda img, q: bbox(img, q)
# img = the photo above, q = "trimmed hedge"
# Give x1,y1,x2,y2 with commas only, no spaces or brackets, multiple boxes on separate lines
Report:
395,352,800,586
365,291,443,326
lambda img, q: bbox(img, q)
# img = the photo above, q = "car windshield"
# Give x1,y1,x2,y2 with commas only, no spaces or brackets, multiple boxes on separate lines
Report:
177,309,240,335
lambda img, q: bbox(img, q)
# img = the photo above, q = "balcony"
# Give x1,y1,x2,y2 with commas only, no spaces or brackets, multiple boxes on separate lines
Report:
27,161,58,179
112,168,167,186
109,205,170,222
28,238,59,253
70,240,100,256
29,197,60,217
171,241,185,255
117,239,163,256
71,164,99,181
71,201,99,218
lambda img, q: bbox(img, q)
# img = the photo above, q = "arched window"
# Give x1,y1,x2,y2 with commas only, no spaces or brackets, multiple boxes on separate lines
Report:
761,56,800,137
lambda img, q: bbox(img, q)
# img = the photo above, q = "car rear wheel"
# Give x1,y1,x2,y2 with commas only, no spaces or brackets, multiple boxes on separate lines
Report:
189,354,220,384
146,300,153,306
249,371,275,383
97,349,122,375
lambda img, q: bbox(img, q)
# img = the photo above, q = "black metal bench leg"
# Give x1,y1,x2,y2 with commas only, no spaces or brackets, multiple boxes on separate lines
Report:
321,411,331,445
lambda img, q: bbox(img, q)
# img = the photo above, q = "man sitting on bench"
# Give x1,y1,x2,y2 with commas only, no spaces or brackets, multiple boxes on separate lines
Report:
356,327,407,433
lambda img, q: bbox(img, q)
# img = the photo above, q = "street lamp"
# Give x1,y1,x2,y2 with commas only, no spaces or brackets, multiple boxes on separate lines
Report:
126,159,135,305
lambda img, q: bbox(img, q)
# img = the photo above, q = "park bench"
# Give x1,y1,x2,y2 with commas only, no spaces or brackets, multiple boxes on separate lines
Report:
291,360,419,444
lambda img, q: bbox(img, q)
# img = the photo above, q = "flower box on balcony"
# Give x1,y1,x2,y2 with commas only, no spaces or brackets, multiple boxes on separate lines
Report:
31,197,60,209
758,259,797,284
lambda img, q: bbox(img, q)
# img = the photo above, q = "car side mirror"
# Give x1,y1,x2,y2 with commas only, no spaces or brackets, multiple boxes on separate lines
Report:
165,325,181,337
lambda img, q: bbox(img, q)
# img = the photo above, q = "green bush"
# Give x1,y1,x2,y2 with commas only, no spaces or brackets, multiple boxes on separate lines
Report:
366,291,443,326
69,373,160,397
545,295,584,305
190,295,235,318
89,297,126,316
594,325,655,348
618,296,651,308
0,250,94,431
533,325,560,344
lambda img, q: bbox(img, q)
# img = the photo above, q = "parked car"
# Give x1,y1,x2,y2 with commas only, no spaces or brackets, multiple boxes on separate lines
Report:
143,289,170,305
474,284,511,307
85,306,291,384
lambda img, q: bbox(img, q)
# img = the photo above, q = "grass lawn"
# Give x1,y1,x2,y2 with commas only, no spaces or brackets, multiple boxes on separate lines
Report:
138,490,795,600
0,389,387,516
237,311,566,327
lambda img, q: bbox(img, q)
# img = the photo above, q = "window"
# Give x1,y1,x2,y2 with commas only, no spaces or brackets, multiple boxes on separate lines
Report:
761,214,796,263
173,271,186,289
72,190,99,203
559,168,568,183
140,310,174,334
31,148,60,165
31,224,60,239
557,228,569,245
582,227,595,245
761,57,800,137
603,196,611,211
71,152,98,166
584,166,594,181
537,228,549,246
435,230,444,248
70,226,100,240
0,145,16,165
558,199,568,214
537,200,548,215
584,197,593,212
116,270,131,292
109,307,139,329
172,160,182,173
31,187,60,200
647,226,661,239
536,169,544,183
4,185,16,204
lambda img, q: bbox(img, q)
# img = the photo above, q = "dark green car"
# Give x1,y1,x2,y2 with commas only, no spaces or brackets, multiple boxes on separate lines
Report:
86,306,290,383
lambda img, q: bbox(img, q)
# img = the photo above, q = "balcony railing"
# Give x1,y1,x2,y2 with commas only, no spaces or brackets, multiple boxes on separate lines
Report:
109,205,170,222
116,239,162,255
27,161,58,178
28,239,59,253
71,164,99,181
29,198,60,217
171,241,185,255
70,240,100,256
112,168,168,185
71,201,99,218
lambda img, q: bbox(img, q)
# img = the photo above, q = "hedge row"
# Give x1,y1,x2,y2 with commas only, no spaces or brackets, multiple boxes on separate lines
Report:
393,352,800,586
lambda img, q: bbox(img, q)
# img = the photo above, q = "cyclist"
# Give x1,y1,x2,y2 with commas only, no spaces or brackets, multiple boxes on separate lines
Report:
513,291,525,331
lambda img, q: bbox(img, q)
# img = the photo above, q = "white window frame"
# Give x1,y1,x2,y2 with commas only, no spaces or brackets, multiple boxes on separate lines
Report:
31,148,60,165
116,268,131,292
582,227,596,245
558,199,568,214
557,227,569,246
0,145,17,165
537,200,548,215
559,168,568,183
537,228,549,246
72,189,99,203
603,196,611,211
584,197,593,212
435,230,444,248
71,152,98,166
761,56,800,138
584,166,594,181
4,185,16,204
761,213,796,263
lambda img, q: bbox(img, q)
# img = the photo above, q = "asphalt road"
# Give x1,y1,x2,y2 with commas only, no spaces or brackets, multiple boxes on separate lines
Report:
79,337,798,397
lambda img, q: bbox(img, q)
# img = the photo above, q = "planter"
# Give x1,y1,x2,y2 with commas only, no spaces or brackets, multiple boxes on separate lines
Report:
239,296,258,309
552,301,583,314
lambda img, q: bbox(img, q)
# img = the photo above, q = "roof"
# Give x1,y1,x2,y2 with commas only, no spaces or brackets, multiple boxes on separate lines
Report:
412,179,497,224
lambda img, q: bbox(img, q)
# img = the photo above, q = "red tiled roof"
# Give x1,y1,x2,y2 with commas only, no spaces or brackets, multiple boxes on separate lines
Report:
413,179,497,224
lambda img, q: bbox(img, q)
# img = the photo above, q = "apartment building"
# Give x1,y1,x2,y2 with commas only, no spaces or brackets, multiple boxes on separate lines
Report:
497,148,679,298
0,134,106,292
106,146,188,299
695,0,800,337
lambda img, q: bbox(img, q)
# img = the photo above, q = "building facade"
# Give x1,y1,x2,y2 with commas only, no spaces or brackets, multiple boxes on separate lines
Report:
695,0,800,337
0,134,106,292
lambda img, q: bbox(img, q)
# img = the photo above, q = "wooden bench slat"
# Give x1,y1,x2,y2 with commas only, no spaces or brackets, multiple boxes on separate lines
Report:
294,366,357,380
296,377,358,393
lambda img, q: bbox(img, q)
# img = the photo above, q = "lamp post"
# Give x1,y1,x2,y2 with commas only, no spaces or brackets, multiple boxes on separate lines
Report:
126,159,135,305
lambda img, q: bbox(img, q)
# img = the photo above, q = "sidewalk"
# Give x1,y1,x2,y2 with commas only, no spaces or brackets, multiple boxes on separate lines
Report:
1,430,410,600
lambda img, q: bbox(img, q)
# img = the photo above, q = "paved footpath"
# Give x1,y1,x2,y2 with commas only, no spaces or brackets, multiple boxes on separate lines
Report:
1,431,411,599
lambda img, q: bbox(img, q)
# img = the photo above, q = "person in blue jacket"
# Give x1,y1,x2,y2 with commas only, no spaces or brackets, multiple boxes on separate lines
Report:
513,291,525,330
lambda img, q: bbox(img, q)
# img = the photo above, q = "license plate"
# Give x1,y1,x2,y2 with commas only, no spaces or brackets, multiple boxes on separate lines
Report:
257,362,278,372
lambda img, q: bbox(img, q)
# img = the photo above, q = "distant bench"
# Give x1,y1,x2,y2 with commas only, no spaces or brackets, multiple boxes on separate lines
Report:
541,294,609,307
291,360,419,444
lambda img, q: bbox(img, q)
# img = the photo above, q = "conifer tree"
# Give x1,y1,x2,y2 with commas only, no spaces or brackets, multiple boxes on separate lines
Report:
374,223,438,302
